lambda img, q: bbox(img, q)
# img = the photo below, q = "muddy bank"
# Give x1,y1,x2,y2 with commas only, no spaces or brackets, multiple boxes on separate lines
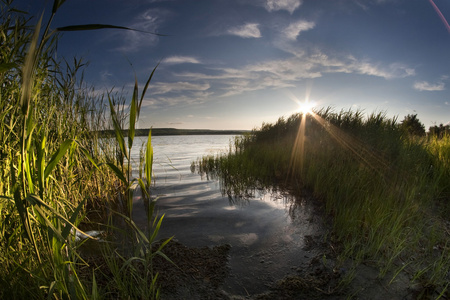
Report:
154,234,421,300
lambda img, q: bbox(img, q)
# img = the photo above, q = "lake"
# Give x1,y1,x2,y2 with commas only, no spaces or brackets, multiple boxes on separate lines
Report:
130,135,323,296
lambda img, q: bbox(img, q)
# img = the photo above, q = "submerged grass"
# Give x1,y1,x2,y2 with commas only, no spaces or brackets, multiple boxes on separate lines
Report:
0,1,169,298
196,109,450,297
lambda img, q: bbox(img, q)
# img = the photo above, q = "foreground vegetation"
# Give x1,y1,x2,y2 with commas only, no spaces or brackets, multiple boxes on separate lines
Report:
0,1,170,298
197,109,450,298
2,0,449,298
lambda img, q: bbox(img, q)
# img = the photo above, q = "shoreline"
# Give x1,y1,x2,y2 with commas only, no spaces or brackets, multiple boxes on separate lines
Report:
97,128,250,137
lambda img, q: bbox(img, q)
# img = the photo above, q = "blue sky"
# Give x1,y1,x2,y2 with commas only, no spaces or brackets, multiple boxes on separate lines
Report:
16,0,450,130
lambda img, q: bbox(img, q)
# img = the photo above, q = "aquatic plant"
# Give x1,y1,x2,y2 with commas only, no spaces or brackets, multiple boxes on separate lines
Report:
0,1,169,298
197,107,450,297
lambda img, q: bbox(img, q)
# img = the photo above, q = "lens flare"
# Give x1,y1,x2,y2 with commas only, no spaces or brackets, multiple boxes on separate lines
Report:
297,100,316,115
429,0,450,34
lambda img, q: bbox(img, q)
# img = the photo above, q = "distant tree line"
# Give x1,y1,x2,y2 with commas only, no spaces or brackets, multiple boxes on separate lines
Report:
428,123,450,138
399,114,449,138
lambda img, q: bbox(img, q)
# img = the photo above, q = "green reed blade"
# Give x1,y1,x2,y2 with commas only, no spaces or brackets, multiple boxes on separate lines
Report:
76,143,100,171
61,199,86,241
136,178,150,199
47,281,57,300
26,194,93,241
20,12,43,116
44,139,73,180
128,76,138,150
0,62,18,73
31,204,65,242
145,129,153,188
114,211,149,244
91,271,99,300
107,94,128,160
149,214,164,243
154,235,173,254
138,63,159,118
25,122,36,194
56,24,167,36
36,129,46,197
105,162,128,185
51,0,67,14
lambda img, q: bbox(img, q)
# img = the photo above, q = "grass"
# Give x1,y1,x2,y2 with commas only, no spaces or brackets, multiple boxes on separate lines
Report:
196,108,450,298
0,1,170,298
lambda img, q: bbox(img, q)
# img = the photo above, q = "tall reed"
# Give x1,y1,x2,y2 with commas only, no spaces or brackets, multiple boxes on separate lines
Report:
0,1,169,298
197,108,449,296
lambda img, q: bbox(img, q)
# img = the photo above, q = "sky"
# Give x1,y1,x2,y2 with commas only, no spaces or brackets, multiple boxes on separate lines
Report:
13,0,450,130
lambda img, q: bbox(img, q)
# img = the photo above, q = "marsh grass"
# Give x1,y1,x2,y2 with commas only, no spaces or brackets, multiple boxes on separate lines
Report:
0,1,169,298
196,109,450,296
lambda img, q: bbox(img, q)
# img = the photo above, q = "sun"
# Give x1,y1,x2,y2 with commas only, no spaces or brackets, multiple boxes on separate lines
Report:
297,100,315,115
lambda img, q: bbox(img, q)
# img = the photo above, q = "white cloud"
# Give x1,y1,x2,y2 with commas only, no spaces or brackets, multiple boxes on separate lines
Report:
283,20,315,40
413,81,445,91
265,0,302,14
352,61,415,79
175,50,415,98
227,23,261,38
143,91,214,108
150,82,210,95
163,56,201,64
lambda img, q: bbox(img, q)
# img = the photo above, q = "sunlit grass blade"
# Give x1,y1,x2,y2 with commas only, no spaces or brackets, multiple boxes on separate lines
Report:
44,139,73,180
137,178,150,199
20,12,43,115
36,129,46,197
138,63,159,117
26,194,92,240
105,162,128,186
76,142,101,171
145,129,153,189
107,94,128,160
128,76,138,151
31,203,65,242
149,214,165,244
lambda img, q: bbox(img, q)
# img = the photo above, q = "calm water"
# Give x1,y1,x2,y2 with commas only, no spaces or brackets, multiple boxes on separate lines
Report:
130,135,322,296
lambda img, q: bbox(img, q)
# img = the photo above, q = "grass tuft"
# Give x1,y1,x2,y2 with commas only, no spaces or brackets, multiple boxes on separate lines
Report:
195,108,450,296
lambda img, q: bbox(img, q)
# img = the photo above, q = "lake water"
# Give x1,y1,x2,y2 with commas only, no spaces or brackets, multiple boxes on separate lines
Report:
130,135,323,296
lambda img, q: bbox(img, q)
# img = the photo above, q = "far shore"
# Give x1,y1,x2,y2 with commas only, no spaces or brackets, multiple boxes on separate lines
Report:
97,128,250,137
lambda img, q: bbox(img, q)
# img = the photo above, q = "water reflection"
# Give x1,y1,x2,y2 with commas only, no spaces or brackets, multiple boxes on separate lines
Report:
129,135,325,296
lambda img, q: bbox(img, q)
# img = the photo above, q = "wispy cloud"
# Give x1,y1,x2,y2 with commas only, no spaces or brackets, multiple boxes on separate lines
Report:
143,91,214,108
351,60,415,79
413,81,445,91
174,50,415,98
115,8,170,52
227,23,261,38
100,70,113,82
265,0,302,14
150,81,210,95
163,56,202,64
283,20,315,40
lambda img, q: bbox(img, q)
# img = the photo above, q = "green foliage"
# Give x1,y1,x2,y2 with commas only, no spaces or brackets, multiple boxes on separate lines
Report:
197,108,450,295
400,113,426,136
0,1,169,298
429,123,450,138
